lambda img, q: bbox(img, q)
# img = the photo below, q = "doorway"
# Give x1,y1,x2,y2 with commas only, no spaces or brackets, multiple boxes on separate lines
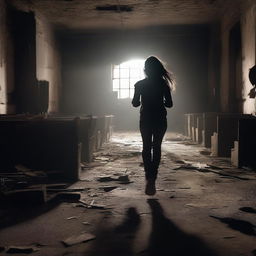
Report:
9,7,37,113
229,21,243,113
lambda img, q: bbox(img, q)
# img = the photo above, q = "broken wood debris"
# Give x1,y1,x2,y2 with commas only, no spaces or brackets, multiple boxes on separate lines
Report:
6,245,39,254
174,162,212,171
1,186,47,204
173,162,253,180
15,165,47,178
81,162,105,169
99,186,118,192
47,188,85,193
56,192,81,202
97,174,132,184
82,222,91,225
62,233,96,247
67,216,79,220
94,156,110,162
75,200,111,210
97,176,115,182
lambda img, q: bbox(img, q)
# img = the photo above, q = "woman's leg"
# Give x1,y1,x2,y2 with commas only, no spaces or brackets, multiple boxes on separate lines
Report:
140,121,153,180
152,119,167,178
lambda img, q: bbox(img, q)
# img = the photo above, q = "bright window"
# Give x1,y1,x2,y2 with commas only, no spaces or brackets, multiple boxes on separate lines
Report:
112,59,145,99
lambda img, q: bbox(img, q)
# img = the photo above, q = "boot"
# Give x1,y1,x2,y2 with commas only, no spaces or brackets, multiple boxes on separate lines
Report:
145,178,156,196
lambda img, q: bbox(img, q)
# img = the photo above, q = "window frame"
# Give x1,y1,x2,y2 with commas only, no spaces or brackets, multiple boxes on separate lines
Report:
112,60,145,99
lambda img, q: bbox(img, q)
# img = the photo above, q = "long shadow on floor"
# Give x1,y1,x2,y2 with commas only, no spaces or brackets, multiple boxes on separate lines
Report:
88,207,141,256
0,196,67,230
88,200,218,256
145,199,218,256
210,215,256,236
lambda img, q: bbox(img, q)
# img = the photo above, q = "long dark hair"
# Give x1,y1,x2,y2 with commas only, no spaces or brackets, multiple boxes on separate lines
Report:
144,56,175,90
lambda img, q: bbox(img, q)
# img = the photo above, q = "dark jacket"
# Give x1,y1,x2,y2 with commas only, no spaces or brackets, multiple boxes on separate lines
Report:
132,78,173,121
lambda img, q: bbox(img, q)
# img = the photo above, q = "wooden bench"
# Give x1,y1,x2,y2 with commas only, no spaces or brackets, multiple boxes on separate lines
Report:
196,114,203,144
190,113,203,143
210,114,253,157
231,117,256,168
202,112,218,148
0,118,81,180
184,114,190,137
47,114,114,163
184,113,205,144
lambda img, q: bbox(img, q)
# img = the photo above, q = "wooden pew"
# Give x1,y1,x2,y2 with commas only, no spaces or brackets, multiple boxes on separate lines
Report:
46,114,114,162
0,118,81,180
202,112,218,148
0,114,114,182
184,114,190,137
196,114,203,144
191,113,203,143
231,118,256,168
211,114,253,157
184,113,209,144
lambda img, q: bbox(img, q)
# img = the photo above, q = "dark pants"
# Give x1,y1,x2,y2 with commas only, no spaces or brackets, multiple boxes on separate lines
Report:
140,118,167,180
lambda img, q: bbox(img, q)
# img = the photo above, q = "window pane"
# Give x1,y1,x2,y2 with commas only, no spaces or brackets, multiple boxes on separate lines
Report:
113,68,119,78
130,78,139,88
120,68,129,78
120,79,129,89
113,79,119,89
130,88,135,97
112,59,145,99
130,68,140,78
120,89,129,99
120,62,129,68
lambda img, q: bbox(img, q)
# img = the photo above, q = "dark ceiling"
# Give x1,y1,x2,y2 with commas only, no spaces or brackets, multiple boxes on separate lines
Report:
10,0,244,30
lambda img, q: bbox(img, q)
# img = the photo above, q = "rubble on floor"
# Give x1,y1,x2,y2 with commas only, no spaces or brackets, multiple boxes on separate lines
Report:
0,132,256,256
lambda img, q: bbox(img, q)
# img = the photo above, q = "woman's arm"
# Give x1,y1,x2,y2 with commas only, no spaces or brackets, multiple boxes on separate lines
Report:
132,83,141,107
164,85,173,108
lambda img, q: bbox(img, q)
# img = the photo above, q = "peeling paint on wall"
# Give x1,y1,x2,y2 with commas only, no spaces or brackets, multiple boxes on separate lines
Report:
36,13,62,113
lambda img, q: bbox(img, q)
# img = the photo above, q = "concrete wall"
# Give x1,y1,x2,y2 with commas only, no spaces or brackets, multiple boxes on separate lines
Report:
0,0,7,114
208,24,221,112
36,13,61,113
0,0,15,114
0,1,61,114
60,26,210,131
220,1,256,114
241,3,256,114
220,4,240,112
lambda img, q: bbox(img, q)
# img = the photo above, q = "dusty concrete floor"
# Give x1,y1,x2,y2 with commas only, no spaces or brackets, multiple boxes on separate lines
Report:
0,132,256,256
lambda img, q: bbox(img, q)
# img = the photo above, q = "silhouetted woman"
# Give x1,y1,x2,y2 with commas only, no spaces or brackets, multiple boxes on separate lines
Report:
132,56,174,195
